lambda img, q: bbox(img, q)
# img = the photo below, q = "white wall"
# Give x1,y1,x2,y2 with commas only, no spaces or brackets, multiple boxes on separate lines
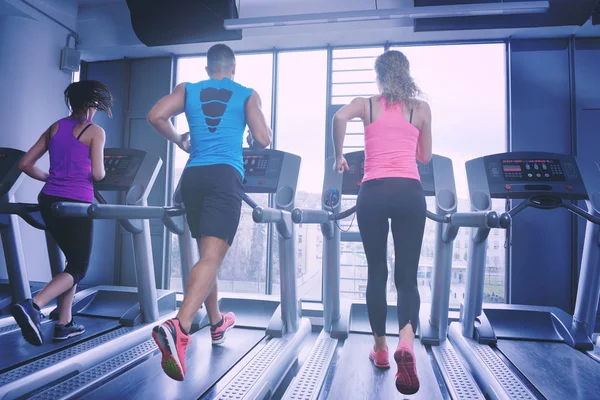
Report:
0,15,74,282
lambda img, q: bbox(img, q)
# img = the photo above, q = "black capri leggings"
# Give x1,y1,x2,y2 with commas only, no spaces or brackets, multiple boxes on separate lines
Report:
38,193,93,285
356,178,426,336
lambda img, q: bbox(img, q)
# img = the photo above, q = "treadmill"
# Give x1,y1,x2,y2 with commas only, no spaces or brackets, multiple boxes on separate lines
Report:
448,151,600,400
0,148,176,400
284,151,493,399
0,148,64,322
33,148,312,400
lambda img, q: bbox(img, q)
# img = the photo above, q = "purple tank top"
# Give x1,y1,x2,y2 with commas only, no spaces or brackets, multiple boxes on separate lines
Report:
41,118,94,203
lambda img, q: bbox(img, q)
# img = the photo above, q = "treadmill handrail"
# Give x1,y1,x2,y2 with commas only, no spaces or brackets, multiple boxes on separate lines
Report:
291,208,331,224
291,206,355,223
427,209,446,223
52,202,142,234
293,204,499,229
507,196,600,225
88,204,186,235
52,202,90,218
0,202,47,230
253,206,283,223
449,211,500,228
243,193,259,210
88,204,185,219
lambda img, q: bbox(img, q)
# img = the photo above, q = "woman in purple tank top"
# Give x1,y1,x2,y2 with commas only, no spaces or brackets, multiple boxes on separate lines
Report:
11,81,113,346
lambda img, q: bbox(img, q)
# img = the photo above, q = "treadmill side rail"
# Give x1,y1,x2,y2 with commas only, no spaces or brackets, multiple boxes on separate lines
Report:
28,339,158,400
281,330,338,400
0,313,174,400
431,340,485,400
214,318,311,400
448,323,536,400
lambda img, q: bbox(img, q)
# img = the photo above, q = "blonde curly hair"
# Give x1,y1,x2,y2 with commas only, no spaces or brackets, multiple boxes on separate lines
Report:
375,50,422,107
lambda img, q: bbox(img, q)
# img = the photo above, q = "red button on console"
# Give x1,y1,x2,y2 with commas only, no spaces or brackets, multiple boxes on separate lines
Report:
258,180,263,184
505,185,511,190
356,182,361,187
567,185,572,190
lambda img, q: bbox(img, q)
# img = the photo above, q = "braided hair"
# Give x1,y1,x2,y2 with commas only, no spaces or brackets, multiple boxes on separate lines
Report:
374,50,422,107
64,80,113,118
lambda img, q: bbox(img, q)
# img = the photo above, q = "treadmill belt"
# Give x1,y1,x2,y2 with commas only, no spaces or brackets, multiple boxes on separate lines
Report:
324,334,444,399
498,339,600,400
0,316,119,371
80,327,265,400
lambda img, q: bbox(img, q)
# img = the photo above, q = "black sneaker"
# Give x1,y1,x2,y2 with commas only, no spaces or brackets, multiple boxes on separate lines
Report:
53,319,85,341
11,299,44,346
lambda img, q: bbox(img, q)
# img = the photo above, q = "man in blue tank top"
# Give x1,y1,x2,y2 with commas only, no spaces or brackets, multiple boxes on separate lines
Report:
147,44,272,381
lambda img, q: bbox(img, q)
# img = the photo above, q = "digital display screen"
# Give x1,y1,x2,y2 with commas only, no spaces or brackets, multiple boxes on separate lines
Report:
244,155,269,177
501,159,565,181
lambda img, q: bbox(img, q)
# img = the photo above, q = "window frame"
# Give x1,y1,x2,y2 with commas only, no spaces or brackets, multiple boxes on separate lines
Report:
168,40,511,304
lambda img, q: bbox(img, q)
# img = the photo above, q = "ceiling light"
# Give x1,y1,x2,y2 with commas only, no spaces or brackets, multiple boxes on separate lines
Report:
224,1,549,30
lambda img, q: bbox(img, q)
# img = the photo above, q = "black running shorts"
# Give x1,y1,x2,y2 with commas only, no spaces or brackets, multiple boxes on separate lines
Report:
181,164,244,245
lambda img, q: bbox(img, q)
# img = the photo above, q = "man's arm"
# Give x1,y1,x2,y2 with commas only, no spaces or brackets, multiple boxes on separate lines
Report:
245,91,271,150
147,83,189,151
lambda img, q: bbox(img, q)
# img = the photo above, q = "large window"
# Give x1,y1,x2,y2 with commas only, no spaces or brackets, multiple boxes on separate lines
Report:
332,44,507,306
272,50,328,300
169,44,507,306
331,47,382,299
170,54,273,293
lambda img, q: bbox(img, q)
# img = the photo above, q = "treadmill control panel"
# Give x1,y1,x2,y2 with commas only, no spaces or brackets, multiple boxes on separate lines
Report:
99,153,144,190
341,150,435,196
95,148,162,202
467,152,587,200
501,159,565,182
0,148,25,197
242,149,301,194
244,154,269,177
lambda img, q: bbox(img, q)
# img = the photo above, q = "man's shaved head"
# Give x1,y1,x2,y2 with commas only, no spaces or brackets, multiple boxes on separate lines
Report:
207,44,236,76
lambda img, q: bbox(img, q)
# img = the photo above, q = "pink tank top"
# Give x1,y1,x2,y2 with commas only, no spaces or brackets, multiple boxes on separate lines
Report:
362,96,420,182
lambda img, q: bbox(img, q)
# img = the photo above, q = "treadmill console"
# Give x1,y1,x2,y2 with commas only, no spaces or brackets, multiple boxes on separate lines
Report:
101,154,143,189
341,151,435,196
96,148,162,204
0,148,25,197
242,149,301,194
467,152,587,200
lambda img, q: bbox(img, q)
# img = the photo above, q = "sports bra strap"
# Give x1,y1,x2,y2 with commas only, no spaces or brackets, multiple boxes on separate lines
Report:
369,98,373,124
77,124,93,141
409,109,414,124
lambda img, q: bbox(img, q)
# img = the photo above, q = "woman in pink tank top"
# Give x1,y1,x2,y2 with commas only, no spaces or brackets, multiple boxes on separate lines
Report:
12,81,112,346
332,50,433,395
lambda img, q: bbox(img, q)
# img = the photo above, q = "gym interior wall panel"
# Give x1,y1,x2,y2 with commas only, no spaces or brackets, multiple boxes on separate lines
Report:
84,60,128,285
509,39,573,312
0,16,73,283
118,57,173,289
574,39,600,271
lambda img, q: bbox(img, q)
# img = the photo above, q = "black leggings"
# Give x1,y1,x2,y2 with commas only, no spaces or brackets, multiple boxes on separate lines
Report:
356,178,426,336
38,193,93,285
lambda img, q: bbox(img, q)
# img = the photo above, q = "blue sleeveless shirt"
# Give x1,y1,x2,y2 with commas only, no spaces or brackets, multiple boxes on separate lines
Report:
184,78,253,178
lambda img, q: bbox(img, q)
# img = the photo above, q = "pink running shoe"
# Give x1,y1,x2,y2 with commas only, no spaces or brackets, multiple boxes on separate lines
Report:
211,312,235,345
394,339,420,395
152,318,191,381
369,345,390,369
